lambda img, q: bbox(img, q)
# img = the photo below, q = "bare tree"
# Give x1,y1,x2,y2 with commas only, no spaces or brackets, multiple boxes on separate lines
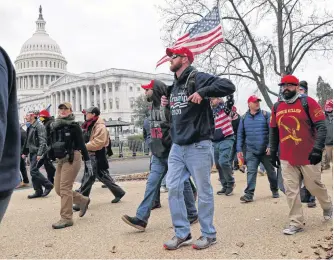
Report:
157,0,333,107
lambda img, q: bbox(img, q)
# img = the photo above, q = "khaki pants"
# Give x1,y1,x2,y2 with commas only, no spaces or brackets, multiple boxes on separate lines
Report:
326,145,333,165
55,151,88,220
281,160,332,227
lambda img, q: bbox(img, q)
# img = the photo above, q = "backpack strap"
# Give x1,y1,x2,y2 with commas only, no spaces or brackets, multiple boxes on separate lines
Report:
185,70,198,96
300,96,313,128
262,110,268,119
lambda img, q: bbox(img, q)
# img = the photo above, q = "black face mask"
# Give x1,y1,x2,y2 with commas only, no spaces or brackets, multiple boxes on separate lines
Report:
283,89,297,99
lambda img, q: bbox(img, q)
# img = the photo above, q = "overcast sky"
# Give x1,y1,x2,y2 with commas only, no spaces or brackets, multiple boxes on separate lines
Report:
1,0,332,113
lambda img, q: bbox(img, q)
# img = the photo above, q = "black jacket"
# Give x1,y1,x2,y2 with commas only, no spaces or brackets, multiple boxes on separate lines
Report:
22,120,47,156
148,80,172,158
20,127,27,149
325,112,333,145
43,117,55,146
0,46,20,194
167,66,236,145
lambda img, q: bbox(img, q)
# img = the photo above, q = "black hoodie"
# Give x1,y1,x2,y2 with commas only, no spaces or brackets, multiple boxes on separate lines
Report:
148,80,172,158
168,66,236,145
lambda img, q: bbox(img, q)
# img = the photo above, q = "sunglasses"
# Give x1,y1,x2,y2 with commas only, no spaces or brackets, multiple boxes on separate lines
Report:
171,54,185,59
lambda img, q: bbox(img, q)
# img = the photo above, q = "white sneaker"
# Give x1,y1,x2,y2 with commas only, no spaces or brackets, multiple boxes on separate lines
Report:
283,225,304,235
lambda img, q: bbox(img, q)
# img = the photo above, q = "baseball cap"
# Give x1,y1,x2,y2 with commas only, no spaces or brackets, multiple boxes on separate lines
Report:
299,80,308,91
85,106,100,116
141,80,154,90
325,99,333,112
58,102,72,110
247,95,262,103
166,47,194,63
39,109,51,118
278,75,299,86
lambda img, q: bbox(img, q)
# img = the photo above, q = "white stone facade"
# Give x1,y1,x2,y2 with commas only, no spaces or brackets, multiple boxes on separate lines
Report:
16,6,173,123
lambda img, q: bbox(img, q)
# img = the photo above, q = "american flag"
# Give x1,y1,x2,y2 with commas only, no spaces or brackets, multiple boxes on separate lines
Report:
156,6,223,67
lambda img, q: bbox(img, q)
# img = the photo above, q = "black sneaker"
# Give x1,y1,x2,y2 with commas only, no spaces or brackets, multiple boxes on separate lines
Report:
112,192,125,203
151,203,161,210
42,184,54,197
189,216,199,225
240,195,253,203
121,215,147,231
272,190,280,198
101,184,107,188
27,191,43,199
225,184,235,196
163,233,192,250
217,187,226,195
73,204,80,212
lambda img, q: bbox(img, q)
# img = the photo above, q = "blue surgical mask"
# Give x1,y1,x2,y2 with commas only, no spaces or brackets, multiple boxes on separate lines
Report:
25,122,31,128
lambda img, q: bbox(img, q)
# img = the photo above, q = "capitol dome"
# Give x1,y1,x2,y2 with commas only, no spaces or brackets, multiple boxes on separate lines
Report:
15,6,67,98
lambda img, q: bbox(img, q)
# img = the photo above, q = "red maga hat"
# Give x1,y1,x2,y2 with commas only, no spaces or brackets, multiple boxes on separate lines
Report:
141,80,154,90
247,95,262,103
166,47,194,63
278,75,299,86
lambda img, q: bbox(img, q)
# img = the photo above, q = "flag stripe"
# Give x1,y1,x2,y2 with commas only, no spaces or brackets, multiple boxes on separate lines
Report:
156,7,224,67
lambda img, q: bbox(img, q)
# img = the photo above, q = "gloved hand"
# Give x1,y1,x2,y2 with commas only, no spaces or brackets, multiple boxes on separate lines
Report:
308,148,322,165
270,151,280,168
85,160,94,178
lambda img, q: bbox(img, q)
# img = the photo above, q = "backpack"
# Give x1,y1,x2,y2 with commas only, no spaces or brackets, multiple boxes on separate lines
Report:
273,96,314,130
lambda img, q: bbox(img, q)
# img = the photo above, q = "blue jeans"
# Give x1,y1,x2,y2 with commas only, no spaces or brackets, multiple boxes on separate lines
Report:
213,136,235,189
136,155,197,223
161,175,167,187
244,151,278,198
167,140,216,239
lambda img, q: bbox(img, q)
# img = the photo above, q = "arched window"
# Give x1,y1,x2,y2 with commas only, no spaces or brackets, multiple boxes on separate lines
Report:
45,61,47,67
36,61,38,67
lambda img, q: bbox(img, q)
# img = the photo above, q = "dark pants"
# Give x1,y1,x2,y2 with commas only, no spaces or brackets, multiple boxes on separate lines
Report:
29,153,53,193
44,158,56,184
79,154,125,198
0,190,13,224
20,157,29,184
244,151,278,198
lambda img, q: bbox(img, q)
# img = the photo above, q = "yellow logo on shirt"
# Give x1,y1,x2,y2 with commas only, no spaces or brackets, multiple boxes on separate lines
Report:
278,115,302,145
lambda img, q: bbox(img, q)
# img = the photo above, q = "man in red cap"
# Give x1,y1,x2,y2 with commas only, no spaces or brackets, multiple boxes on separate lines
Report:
38,109,56,184
161,46,235,250
270,75,332,235
236,95,279,203
324,99,333,167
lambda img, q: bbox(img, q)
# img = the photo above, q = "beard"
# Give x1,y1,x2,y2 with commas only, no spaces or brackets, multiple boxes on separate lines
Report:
170,62,182,72
146,96,153,102
283,89,297,99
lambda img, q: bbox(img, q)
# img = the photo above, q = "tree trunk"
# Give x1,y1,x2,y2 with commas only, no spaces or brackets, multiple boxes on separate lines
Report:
276,0,286,74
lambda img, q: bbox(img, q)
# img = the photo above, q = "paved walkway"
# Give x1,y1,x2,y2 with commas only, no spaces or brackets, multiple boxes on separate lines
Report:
0,169,332,259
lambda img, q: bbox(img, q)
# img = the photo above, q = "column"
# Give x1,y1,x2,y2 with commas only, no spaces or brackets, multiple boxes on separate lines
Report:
70,89,73,106
99,85,103,111
65,90,69,102
44,75,47,87
51,93,55,114
75,88,80,112
56,92,60,109
81,87,85,110
93,85,97,106
32,75,35,89
106,83,110,111
86,85,91,107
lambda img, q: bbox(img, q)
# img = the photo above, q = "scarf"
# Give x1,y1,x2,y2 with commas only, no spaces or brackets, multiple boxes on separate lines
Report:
82,116,99,132
281,92,299,104
51,114,76,130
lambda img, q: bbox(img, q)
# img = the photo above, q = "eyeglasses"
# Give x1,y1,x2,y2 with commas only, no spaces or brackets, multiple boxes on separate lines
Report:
171,54,185,59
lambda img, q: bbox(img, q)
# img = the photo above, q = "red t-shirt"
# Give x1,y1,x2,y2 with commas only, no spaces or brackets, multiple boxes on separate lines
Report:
270,97,325,166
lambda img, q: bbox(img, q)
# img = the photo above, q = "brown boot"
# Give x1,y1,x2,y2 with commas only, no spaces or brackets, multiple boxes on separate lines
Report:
79,197,90,217
52,219,74,229
16,182,29,189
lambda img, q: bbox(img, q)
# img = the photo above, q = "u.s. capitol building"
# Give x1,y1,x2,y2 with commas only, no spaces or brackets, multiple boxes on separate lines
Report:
16,7,173,123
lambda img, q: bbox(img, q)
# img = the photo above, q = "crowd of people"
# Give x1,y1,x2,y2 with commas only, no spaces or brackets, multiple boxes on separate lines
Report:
0,45,333,251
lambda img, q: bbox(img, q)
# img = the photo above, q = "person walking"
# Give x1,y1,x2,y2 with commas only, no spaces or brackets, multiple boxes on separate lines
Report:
45,102,92,229
122,79,198,231
161,47,235,250
270,75,332,235
21,111,53,198
16,126,30,188
237,95,279,203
